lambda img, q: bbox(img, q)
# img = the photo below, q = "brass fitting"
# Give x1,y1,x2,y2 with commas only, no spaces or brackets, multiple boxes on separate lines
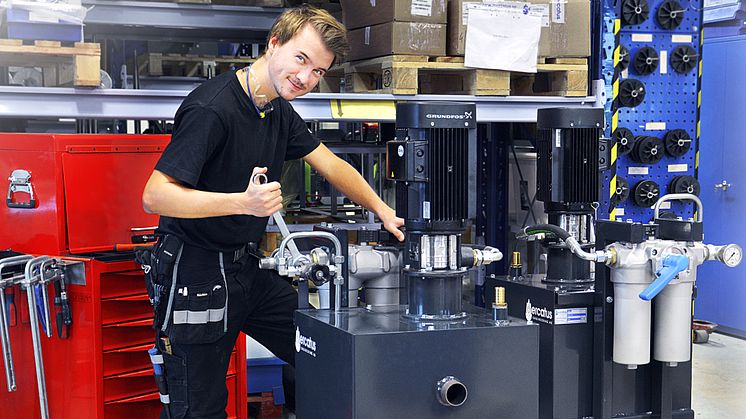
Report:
494,287,507,309
510,251,521,268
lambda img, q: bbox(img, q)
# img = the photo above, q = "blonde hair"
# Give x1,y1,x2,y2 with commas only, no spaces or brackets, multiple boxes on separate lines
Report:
268,5,349,65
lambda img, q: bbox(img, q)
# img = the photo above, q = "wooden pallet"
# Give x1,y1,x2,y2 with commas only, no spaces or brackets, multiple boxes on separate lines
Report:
328,55,588,97
512,57,589,97
138,53,257,78
247,391,283,419
0,39,100,87
340,55,510,96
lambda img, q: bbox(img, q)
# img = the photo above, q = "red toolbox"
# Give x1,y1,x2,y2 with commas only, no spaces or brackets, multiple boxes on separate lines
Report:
0,134,248,419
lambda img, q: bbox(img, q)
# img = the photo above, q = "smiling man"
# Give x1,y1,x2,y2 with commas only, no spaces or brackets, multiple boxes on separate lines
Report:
141,6,404,419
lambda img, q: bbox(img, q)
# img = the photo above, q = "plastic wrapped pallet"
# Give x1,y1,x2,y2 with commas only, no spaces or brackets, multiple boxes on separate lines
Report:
1,0,88,42
447,0,590,58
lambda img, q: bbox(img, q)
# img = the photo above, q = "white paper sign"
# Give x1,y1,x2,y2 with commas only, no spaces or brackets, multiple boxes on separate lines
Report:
671,34,693,43
465,8,541,73
411,0,433,17
631,33,653,42
645,122,667,130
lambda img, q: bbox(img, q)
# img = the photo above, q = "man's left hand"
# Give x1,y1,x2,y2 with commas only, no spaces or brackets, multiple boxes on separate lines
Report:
379,206,405,242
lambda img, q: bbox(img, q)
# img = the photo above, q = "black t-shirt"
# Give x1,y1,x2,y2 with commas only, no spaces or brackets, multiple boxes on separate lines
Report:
154,70,320,251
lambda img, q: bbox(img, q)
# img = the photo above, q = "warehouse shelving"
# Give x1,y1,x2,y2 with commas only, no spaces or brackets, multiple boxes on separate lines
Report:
0,86,602,122
82,0,283,42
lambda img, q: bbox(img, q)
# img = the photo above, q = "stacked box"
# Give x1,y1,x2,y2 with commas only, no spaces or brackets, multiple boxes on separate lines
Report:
447,0,591,58
4,8,83,42
341,0,447,61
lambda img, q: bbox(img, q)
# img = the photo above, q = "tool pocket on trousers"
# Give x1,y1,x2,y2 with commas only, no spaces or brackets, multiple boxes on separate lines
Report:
166,275,227,345
161,350,189,419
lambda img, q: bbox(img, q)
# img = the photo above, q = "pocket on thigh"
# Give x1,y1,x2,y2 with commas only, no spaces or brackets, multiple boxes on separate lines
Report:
166,273,227,345
161,351,188,419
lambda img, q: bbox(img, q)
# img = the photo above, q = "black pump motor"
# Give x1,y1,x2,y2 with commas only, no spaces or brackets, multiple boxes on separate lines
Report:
387,102,476,318
536,107,605,283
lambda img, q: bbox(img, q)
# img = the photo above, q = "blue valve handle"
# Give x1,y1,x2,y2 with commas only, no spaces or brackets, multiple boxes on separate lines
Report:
639,254,690,301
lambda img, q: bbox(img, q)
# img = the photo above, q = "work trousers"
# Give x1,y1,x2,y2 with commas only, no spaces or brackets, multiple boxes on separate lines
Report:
156,243,297,419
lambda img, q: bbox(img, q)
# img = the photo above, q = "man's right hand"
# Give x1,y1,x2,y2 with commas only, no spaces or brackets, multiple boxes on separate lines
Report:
241,167,283,217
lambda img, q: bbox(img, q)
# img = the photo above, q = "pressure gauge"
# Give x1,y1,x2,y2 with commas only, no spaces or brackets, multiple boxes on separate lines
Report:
719,244,743,268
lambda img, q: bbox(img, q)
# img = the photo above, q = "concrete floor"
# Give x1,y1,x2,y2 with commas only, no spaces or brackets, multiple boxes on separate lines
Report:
692,333,746,418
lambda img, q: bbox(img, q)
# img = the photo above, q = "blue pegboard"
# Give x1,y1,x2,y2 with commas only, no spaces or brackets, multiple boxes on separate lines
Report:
621,0,703,33
602,0,703,222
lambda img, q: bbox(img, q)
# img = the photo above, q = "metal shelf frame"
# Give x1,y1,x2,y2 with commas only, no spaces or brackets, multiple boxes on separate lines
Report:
82,0,284,42
0,86,603,122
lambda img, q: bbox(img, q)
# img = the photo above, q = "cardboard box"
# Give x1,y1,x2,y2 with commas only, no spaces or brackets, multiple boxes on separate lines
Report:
447,0,481,56
347,21,446,61
341,0,447,30
448,0,590,57
538,0,590,57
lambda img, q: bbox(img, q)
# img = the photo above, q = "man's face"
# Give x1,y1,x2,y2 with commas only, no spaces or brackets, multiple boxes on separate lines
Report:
266,24,335,101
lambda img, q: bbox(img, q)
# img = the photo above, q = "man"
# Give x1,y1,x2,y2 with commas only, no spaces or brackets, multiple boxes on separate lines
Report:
141,6,404,418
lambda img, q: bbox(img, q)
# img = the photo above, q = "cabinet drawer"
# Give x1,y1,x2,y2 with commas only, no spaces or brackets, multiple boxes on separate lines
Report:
104,392,162,419
103,343,152,377
103,369,156,402
101,297,152,325
100,270,149,300
102,319,154,351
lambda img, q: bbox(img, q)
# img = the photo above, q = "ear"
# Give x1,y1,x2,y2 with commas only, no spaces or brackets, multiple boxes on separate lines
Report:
266,35,279,55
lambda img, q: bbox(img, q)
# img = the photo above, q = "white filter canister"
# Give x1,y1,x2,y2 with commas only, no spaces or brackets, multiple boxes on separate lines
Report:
613,282,652,366
654,282,694,363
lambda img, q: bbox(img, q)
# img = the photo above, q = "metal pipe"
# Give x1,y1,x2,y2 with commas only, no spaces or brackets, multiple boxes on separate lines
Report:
436,376,468,407
653,193,703,222
23,256,51,419
565,237,610,263
0,255,32,392
277,231,344,311
0,292,13,391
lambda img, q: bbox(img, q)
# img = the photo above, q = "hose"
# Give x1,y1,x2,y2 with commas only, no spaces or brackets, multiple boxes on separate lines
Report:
520,224,609,263
522,224,571,241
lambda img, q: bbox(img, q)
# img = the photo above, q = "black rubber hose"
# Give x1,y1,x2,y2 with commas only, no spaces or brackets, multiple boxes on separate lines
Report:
524,224,571,241
462,244,486,250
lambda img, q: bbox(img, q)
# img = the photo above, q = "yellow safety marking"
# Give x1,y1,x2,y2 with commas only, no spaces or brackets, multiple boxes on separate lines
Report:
701,28,704,47
699,59,702,77
697,120,701,138
612,111,618,132
696,151,700,168
698,90,701,108
613,80,619,98
614,19,620,34
330,100,396,120
611,142,618,165
610,208,617,221
610,176,617,199
614,46,620,66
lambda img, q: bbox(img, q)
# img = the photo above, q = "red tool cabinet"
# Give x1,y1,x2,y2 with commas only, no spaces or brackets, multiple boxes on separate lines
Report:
0,134,247,419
